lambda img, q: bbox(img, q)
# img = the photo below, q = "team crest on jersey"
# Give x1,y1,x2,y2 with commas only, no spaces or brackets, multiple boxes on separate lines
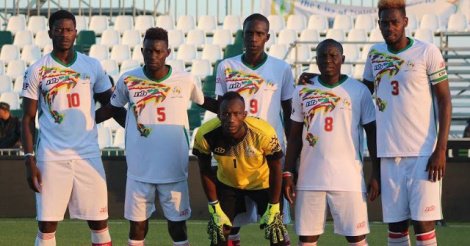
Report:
124,76,171,137
40,66,80,124
224,68,264,96
171,86,183,98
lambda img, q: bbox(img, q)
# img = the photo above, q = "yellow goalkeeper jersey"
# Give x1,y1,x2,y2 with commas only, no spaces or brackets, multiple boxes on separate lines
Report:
193,116,283,190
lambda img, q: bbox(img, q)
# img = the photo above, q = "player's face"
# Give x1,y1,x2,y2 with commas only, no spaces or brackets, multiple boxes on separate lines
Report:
378,9,408,46
219,98,247,137
316,44,344,77
142,39,171,73
49,18,77,51
243,20,270,55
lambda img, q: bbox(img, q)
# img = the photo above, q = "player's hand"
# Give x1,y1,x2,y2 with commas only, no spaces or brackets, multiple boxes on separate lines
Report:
283,175,296,204
367,176,380,201
297,72,318,85
207,201,232,245
25,156,42,193
426,149,446,182
260,203,286,244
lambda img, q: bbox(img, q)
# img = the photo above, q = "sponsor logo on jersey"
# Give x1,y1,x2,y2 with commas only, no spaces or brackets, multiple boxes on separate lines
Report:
224,68,264,96
133,90,148,97
356,221,366,229
424,205,435,213
214,147,226,154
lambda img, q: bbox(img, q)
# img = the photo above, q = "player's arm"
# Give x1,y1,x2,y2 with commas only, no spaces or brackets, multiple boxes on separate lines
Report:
283,120,303,204
363,79,374,95
94,89,127,127
364,121,380,201
196,154,219,202
427,80,452,182
22,98,42,193
267,157,282,204
197,96,219,114
297,72,319,85
281,99,292,137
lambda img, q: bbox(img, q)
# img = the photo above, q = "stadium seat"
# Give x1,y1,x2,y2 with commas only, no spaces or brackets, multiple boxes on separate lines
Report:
156,15,175,31
299,29,320,43
420,14,441,32
34,30,52,50
267,15,285,35
202,75,216,97
308,63,320,74
176,44,197,65
277,29,297,45
27,16,47,35
100,29,121,48
414,28,434,44
0,75,13,93
201,44,223,64
0,44,20,63
353,64,365,80
89,44,109,61
131,44,143,64
197,15,217,34
21,44,42,65
286,15,306,34
75,15,88,33
120,59,140,74
13,30,34,49
326,29,346,42
187,108,202,130
186,29,206,49
113,128,125,149
341,64,353,76
42,44,53,55
75,30,96,53
168,29,185,50
360,44,373,61
6,15,26,35
406,14,419,33
343,44,360,62
368,28,384,42
223,15,242,34
0,60,4,75
268,44,288,60
447,13,468,32
113,15,134,34
89,16,109,36
166,59,185,72
307,15,329,34
121,29,142,47
212,29,233,48
264,30,276,50
354,14,375,32
176,15,196,34
347,29,368,42
0,31,14,49
333,15,354,32
101,59,120,82
110,44,131,64
13,75,23,93
191,59,212,79
288,44,312,64
135,15,155,35
97,126,113,149
6,60,26,79
0,91,20,110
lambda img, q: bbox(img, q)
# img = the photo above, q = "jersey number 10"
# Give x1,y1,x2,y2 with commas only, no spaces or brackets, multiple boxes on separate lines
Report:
67,93,80,107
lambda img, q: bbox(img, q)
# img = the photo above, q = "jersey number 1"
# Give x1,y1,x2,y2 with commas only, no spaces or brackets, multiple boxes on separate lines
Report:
67,93,80,108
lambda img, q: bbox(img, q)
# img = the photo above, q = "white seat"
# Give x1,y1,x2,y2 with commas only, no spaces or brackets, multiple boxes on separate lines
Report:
113,128,125,149
135,15,155,35
341,64,353,76
186,29,206,48
354,14,375,32
21,44,42,65
156,15,175,31
307,15,329,34
27,16,47,35
406,14,419,33
414,28,434,44
101,59,120,82
347,29,368,42
277,29,297,45
267,15,285,35
113,15,134,34
0,60,4,75
121,29,142,47
120,59,140,74
0,91,20,110
131,44,143,64
368,28,384,42
13,30,34,49
6,60,26,79
0,75,13,93
97,126,113,149
100,29,121,48
176,44,197,64
299,29,320,42
360,44,373,61
264,31,276,50
353,64,365,80
89,44,109,61
286,15,306,34
268,44,288,60
223,15,242,34
168,29,185,50
343,44,360,62
89,16,109,35
42,44,53,55
212,29,233,48
197,15,217,34
325,29,346,42
110,44,131,64
166,59,185,72
333,15,354,32
0,44,21,63
288,44,312,63
201,44,222,64
6,15,26,35
190,59,212,79
308,63,320,74
447,13,468,32
420,14,441,32
176,15,195,34
75,16,88,32
13,75,24,93
34,30,52,50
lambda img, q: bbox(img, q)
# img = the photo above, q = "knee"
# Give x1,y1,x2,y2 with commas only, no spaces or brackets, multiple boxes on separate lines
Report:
389,220,409,233
345,235,366,243
299,235,319,243
167,220,187,241
413,220,435,234
129,220,148,240
38,221,58,233
87,220,108,230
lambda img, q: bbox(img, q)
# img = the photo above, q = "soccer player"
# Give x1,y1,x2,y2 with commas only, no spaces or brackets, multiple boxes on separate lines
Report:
22,10,123,246
283,39,380,246
211,13,295,245
193,91,287,246
96,27,207,246
363,1,452,245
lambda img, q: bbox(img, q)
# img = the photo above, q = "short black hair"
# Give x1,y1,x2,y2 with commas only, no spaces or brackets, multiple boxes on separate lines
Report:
243,13,270,31
49,10,76,30
219,91,245,107
0,102,10,111
316,38,343,55
143,27,169,46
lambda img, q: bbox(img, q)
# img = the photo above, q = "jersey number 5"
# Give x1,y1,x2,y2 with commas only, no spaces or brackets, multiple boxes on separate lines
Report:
67,93,80,108
324,117,333,132
156,107,166,122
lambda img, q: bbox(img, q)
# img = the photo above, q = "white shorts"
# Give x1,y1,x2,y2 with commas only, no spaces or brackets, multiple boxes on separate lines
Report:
36,158,108,221
295,190,369,236
381,156,442,223
232,197,292,226
124,178,191,222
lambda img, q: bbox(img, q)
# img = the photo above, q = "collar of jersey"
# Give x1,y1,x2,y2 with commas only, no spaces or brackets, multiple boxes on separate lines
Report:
241,52,268,70
317,74,348,88
143,65,172,82
51,50,77,67
387,37,414,54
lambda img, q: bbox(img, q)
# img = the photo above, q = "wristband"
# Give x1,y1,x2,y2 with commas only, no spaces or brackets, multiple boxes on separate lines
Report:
24,153,35,158
282,171,293,178
208,200,219,205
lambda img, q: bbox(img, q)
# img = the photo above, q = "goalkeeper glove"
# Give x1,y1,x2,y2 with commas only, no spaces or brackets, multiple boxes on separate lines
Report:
260,203,287,244
207,201,232,245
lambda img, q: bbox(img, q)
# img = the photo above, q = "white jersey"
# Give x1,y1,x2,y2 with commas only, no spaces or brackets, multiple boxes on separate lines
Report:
22,52,111,161
215,54,295,149
363,38,448,157
111,66,204,183
291,76,375,192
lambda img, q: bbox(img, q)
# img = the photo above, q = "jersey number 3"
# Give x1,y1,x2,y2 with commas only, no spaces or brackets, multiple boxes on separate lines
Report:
391,80,399,95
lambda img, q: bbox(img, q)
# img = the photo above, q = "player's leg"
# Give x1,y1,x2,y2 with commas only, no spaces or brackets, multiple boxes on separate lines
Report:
381,157,412,246
69,158,111,245
35,160,74,246
124,178,157,245
409,156,442,246
295,190,327,246
230,196,258,246
157,180,191,246
326,191,370,246
216,182,242,246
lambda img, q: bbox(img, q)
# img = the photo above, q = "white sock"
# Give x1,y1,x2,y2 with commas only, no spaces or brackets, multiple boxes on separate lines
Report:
349,238,368,246
173,239,190,246
388,230,411,246
35,231,56,246
284,230,291,242
298,242,317,246
128,239,145,246
416,230,437,246
228,233,240,241
91,227,112,246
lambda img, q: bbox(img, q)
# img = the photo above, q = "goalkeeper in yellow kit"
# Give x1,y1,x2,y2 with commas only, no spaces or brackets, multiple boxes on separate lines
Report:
193,91,287,246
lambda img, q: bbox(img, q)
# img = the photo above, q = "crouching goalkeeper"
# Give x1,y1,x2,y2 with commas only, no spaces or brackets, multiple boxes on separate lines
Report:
193,92,288,246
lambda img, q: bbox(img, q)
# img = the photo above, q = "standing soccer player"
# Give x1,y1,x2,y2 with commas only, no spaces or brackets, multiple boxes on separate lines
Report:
22,10,121,246
283,39,380,246
213,13,295,245
363,1,452,245
96,27,206,246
